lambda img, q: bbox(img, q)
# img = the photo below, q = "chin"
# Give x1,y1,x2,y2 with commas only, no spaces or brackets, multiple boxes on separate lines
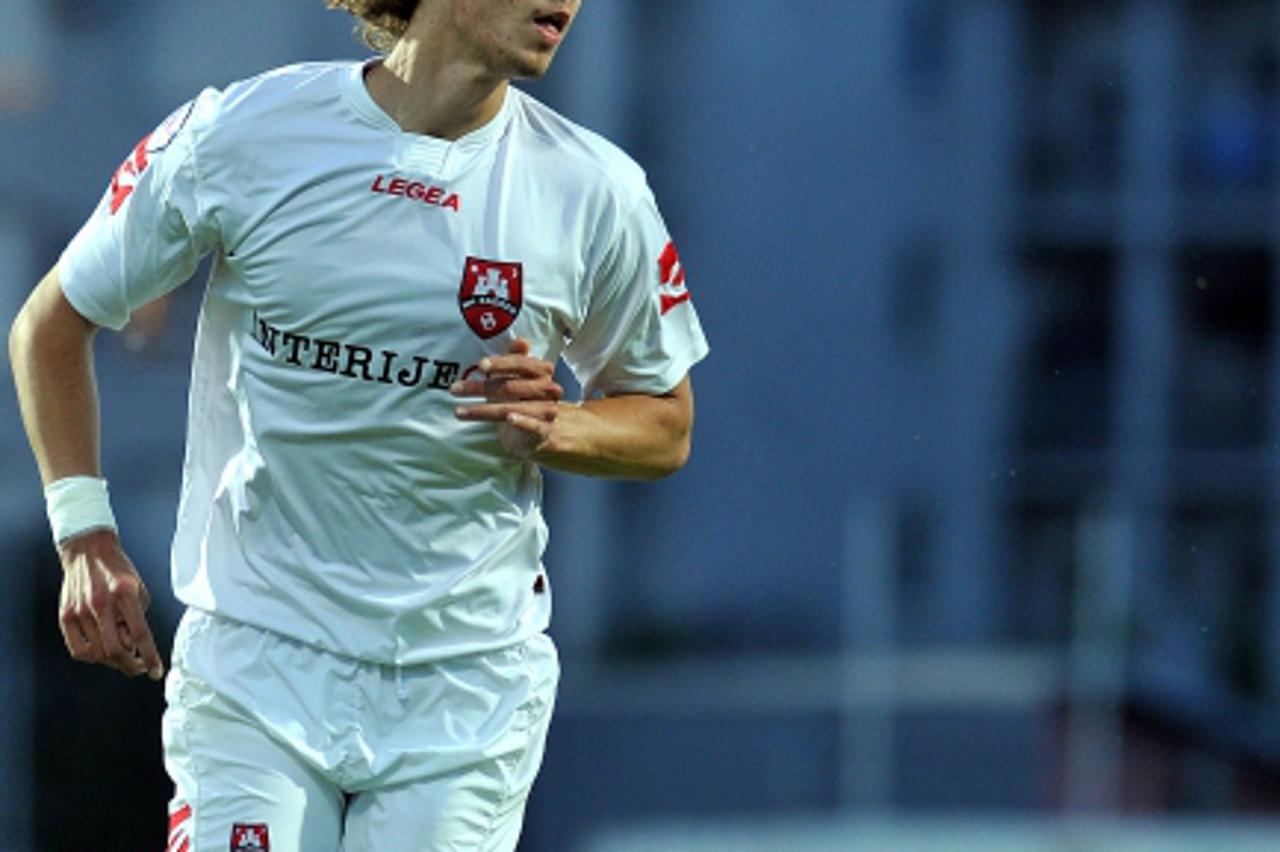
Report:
499,45,559,80
507,59,554,80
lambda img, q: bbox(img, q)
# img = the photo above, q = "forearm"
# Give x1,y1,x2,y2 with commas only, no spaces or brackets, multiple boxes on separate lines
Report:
451,342,697,479
9,266,104,486
534,380,693,480
12,271,162,679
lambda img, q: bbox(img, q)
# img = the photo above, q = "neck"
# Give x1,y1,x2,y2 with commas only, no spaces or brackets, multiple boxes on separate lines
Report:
365,28,508,140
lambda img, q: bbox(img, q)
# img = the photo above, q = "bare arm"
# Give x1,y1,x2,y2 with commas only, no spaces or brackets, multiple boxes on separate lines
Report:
531,381,692,479
9,264,163,680
452,338,694,479
9,265,103,484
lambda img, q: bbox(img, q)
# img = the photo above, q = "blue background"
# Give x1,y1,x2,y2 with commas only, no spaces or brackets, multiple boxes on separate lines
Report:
4,2,1280,850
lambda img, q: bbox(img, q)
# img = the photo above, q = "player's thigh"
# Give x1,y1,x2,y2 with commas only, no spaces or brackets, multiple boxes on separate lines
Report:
341,636,558,852
340,718,552,852
163,642,343,851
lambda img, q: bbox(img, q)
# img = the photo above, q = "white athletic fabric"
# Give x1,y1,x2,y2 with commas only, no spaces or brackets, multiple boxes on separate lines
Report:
60,60,709,665
44,475,118,545
164,609,558,852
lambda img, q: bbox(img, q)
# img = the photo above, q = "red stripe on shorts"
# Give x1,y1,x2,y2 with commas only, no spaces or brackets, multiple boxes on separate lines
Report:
169,803,192,832
167,802,192,852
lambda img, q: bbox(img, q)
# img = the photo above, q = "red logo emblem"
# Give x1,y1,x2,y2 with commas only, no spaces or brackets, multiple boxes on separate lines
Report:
230,823,270,852
109,135,151,215
108,101,194,216
658,240,690,315
458,257,523,339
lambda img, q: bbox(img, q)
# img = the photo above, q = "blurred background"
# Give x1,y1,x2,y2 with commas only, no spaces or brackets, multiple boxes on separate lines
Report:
5,0,1280,849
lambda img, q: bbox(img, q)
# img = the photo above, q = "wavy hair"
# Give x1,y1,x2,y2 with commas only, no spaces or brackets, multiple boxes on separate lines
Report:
326,0,422,52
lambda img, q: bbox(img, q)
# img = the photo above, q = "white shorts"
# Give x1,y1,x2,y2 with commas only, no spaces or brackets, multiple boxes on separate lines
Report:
162,608,558,852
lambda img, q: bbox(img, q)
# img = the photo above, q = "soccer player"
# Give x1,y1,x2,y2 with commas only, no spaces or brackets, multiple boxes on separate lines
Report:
7,1,708,849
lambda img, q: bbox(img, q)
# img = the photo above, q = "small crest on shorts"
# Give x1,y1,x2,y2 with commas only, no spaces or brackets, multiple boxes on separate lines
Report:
230,822,270,852
459,256,523,339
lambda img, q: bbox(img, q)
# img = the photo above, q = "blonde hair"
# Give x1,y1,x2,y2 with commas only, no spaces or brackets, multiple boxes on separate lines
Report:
326,0,421,52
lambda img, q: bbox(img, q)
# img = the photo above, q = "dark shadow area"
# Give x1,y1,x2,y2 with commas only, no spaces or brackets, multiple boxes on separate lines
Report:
31,540,171,852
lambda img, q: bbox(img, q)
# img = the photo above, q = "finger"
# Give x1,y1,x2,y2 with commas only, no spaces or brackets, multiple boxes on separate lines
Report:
67,607,105,665
456,402,558,423
455,403,523,422
59,610,93,659
92,600,142,675
59,585,87,657
476,353,555,380
92,584,150,677
449,378,488,398
60,576,100,662
506,337,532,356
487,376,563,401
506,411,553,439
449,376,562,402
117,594,164,681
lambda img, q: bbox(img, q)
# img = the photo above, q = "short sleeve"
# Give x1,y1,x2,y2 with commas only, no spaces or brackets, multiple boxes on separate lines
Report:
59,90,221,331
563,185,709,397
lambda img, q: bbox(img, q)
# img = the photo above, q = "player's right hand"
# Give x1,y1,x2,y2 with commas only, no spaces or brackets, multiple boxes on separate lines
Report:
56,529,164,681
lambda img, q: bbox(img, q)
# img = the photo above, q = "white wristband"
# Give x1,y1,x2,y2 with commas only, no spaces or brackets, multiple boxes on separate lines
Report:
45,475,118,546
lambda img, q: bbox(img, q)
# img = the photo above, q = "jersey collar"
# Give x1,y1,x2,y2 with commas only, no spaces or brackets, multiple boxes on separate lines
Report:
341,59,514,153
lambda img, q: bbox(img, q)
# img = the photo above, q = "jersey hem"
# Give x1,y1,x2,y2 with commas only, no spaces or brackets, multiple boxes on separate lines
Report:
178,604,552,668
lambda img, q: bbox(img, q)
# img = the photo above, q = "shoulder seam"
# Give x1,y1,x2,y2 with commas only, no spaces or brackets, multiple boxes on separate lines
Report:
510,89,648,205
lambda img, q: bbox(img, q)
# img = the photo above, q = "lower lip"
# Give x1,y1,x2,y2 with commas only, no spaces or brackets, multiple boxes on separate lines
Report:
533,21,564,46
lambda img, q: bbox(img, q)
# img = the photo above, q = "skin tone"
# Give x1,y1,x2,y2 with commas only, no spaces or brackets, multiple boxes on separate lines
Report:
9,268,164,680
9,0,695,679
452,338,694,480
365,0,582,139
365,0,693,474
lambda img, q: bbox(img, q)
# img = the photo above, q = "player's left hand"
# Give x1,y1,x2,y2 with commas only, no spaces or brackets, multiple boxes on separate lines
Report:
452,338,564,461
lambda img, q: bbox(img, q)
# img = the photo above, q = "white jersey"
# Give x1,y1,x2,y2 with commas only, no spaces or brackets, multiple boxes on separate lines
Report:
60,60,709,665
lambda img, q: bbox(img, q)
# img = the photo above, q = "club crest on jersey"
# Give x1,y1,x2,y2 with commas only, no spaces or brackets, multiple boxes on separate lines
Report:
230,822,270,852
458,257,523,339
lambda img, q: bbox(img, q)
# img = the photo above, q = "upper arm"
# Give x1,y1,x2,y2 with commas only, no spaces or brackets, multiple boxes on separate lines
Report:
629,372,693,428
656,374,695,455
10,264,97,356
57,93,219,331
607,373,696,463
562,186,709,400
